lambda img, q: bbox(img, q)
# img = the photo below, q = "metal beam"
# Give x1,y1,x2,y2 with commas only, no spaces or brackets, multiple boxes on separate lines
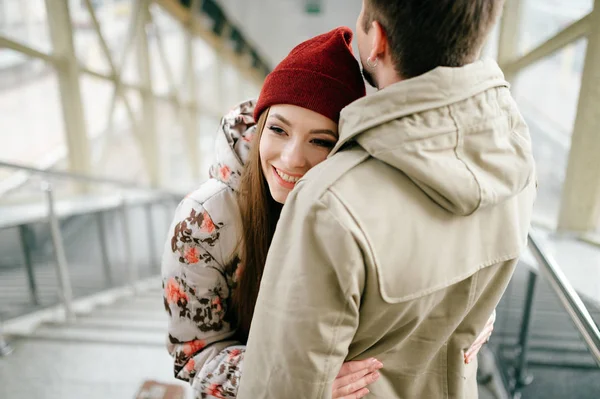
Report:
82,0,138,132
137,0,162,187
44,0,91,176
558,1,600,232
150,9,183,105
0,35,57,63
182,0,201,181
502,13,592,78
104,0,145,136
154,0,265,86
79,66,145,92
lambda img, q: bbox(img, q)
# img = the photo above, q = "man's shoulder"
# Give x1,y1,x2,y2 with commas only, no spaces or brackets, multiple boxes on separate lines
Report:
296,145,371,204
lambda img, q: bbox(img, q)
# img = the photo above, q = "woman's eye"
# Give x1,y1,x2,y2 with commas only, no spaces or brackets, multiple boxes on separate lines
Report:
268,125,286,135
311,139,336,149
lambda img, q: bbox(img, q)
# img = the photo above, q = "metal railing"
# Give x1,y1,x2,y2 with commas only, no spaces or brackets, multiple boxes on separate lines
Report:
0,162,185,356
505,231,600,398
0,160,183,199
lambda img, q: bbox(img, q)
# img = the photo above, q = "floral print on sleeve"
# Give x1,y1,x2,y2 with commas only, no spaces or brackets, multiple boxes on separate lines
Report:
192,346,245,399
163,198,240,384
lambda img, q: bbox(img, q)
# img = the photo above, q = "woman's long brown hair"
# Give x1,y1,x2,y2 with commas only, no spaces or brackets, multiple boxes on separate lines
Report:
232,107,283,343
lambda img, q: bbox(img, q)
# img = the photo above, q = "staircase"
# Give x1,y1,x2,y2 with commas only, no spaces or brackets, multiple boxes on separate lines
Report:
490,263,600,398
0,280,190,399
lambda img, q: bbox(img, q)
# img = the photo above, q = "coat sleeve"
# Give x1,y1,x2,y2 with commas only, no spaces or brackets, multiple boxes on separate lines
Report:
237,193,365,399
162,195,246,399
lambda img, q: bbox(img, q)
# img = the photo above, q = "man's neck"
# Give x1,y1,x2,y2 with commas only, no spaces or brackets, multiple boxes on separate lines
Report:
376,66,403,90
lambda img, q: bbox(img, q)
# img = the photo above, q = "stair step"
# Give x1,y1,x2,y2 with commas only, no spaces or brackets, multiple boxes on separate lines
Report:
27,324,166,346
78,307,167,321
51,317,167,332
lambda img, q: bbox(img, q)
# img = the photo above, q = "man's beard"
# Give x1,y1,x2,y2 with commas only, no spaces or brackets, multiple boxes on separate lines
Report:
362,66,377,89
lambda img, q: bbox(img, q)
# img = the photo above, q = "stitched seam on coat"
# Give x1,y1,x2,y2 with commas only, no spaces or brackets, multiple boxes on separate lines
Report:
327,187,371,297
315,198,363,396
448,105,483,215
384,249,525,303
467,270,479,310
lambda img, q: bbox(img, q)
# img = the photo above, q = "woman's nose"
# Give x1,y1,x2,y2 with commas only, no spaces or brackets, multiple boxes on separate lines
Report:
281,141,307,170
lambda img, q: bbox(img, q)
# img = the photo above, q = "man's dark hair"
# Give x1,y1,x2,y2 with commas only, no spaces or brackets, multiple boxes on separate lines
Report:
363,0,504,78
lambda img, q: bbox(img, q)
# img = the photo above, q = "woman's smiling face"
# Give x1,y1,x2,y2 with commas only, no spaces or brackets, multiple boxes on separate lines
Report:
259,104,339,204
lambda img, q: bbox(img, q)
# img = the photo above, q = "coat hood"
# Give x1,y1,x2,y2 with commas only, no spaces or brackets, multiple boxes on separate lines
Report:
209,99,257,191
334,59,535,216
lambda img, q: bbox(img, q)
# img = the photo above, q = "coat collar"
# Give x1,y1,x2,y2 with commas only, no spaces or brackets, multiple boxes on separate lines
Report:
331,59,509,156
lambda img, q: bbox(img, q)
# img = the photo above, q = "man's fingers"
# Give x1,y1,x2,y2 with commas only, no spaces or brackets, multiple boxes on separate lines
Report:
333,371,381,398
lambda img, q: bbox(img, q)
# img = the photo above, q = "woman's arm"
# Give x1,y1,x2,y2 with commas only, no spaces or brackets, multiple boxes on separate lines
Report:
162,194,244,396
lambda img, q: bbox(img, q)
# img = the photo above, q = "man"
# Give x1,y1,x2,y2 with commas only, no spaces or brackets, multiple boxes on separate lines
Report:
238,0,536,397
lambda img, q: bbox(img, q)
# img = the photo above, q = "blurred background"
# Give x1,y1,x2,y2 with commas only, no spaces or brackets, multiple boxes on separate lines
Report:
0,0,599,398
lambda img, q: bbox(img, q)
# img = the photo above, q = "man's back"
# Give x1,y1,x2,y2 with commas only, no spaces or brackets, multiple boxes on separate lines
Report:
238,59,536,398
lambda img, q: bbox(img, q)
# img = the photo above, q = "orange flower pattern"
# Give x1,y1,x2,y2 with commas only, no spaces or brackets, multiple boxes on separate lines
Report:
165,278,189,305
183,339,207,357
219,165,231,182
195,346,244,398
184,247,200,264
201,212,216,234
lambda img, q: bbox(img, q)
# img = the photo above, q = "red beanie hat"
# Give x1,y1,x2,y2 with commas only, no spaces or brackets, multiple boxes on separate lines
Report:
254,27,366,123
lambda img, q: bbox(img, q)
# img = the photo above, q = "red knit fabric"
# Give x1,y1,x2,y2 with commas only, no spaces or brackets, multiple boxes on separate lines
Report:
254,27,366,123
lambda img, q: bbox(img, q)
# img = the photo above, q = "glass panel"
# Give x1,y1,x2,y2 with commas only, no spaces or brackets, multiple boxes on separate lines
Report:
91,99,148,183
223,62,244,108
0,49,65,175
80,75,112,140
194,38,219,113
150,4,185,93
482,19,500,60
70,0,141,85
148,35,169,96
0,0,51,53
512,38,587,228
199,111,221,181
519,0,593,55
155,99,190,190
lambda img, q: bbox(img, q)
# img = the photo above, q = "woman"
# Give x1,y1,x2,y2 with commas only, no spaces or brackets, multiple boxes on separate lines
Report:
162,27,493,399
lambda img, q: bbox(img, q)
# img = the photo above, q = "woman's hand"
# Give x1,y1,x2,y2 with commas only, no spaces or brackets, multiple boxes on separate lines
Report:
332,358,383,399
464,309,496,364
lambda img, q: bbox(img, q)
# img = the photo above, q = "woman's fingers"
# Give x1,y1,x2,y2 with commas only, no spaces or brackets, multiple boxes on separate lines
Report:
333,372,380,398
337,387,371,399
484,309,496,330
465,323,495,363
332,369,381,398
336,358,379,379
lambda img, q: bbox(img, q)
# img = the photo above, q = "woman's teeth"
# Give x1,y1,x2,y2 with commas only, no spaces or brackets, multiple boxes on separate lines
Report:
276,168,300,183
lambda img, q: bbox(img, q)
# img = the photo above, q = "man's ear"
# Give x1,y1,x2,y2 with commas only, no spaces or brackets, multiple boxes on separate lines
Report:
369,20,388,61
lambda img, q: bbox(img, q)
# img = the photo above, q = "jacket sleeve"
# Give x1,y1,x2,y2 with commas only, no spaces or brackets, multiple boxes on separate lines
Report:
237,193,365,399
162,195,246,399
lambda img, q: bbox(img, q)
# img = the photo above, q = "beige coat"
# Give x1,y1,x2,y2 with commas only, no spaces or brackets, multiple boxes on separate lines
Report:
237,59,537,398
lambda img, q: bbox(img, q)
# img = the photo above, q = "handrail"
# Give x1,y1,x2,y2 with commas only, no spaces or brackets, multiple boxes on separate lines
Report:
0,160,183,199
527,230,600,366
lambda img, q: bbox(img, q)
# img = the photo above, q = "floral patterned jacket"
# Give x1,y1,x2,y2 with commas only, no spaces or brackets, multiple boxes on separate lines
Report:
162,100,256,399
